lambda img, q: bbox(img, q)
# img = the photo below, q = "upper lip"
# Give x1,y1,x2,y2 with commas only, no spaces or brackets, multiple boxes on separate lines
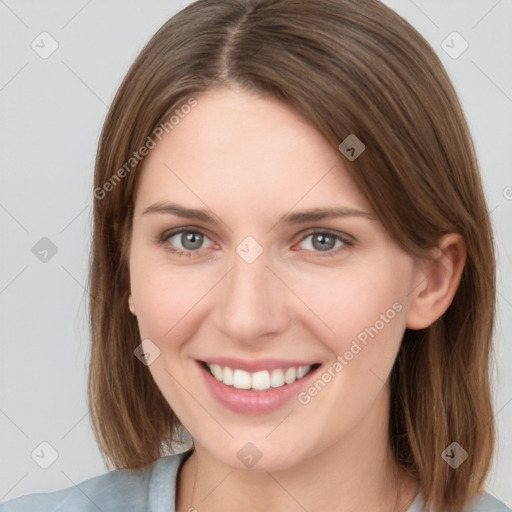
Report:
198,357,320,373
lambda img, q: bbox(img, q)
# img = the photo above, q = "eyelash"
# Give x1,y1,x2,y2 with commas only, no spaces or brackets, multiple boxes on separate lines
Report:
157,227,354,259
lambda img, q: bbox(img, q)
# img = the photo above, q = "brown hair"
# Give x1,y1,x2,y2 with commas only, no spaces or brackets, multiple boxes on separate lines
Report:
87,1,496,511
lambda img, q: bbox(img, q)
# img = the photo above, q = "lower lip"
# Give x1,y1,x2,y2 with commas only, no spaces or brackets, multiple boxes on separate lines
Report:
196,360,321,415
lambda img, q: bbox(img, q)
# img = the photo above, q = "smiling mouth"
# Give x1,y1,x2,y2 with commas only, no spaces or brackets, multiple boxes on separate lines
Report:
199,361,321,392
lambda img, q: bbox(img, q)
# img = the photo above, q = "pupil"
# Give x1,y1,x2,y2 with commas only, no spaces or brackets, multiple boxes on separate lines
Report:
313,234,334,251
182,232,203,250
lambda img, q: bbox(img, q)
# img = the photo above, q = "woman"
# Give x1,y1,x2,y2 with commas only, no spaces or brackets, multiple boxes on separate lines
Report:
1,0,509,511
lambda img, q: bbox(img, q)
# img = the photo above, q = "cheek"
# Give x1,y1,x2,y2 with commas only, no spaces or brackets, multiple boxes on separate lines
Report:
289,259,410,366
129,253,213,344
286,262,410,434
131,274,171,339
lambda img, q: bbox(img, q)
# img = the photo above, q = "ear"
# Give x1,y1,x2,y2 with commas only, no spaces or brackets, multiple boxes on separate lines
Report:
406,233,466,330
128,293,137,316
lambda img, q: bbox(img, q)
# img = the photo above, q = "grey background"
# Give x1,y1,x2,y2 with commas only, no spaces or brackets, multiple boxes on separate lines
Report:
1,0,511,505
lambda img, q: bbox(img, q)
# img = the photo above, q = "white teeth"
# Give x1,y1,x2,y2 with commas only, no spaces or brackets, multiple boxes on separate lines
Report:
270,368,285,388
232,369,252,389
212,364,223,380
284,367,297,384
223,366,233,386
205,363,314,391
251,370,271,391
297,366,309,379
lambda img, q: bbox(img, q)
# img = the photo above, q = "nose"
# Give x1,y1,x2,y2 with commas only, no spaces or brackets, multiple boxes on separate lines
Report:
213,250,290,345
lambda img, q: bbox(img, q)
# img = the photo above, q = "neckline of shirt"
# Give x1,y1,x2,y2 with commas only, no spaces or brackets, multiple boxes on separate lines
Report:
150,448,428,512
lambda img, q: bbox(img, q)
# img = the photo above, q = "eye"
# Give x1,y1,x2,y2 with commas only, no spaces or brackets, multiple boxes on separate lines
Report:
158,227,353,258
296,230,353,256
159,228,214,256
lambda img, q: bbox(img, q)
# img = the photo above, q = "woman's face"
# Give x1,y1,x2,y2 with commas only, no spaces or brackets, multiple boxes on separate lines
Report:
128,86,422,471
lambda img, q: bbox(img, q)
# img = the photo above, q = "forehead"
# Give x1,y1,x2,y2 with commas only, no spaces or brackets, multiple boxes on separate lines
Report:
134,86,371,217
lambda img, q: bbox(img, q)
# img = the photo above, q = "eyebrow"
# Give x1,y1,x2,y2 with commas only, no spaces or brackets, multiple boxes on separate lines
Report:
142,202,376,224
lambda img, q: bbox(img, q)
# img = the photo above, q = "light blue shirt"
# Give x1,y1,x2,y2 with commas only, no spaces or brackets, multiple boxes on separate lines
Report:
1,449,510,511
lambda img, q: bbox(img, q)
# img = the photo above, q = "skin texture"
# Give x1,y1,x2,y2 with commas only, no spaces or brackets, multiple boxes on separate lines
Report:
127,86,465,512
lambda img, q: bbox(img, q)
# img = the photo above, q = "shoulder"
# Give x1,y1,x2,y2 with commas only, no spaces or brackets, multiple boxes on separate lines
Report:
410,490,511,512
0,451,189,512
466,492,511,512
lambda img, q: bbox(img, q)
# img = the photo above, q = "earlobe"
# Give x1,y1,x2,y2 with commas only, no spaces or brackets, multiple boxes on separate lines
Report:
406,233,466,330
128,294,137,316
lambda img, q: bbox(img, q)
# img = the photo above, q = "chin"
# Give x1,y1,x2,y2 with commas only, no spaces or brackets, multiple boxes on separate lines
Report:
209,440,308,473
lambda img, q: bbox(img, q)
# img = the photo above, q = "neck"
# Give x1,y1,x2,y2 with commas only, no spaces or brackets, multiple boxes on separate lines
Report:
175,390,419,512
